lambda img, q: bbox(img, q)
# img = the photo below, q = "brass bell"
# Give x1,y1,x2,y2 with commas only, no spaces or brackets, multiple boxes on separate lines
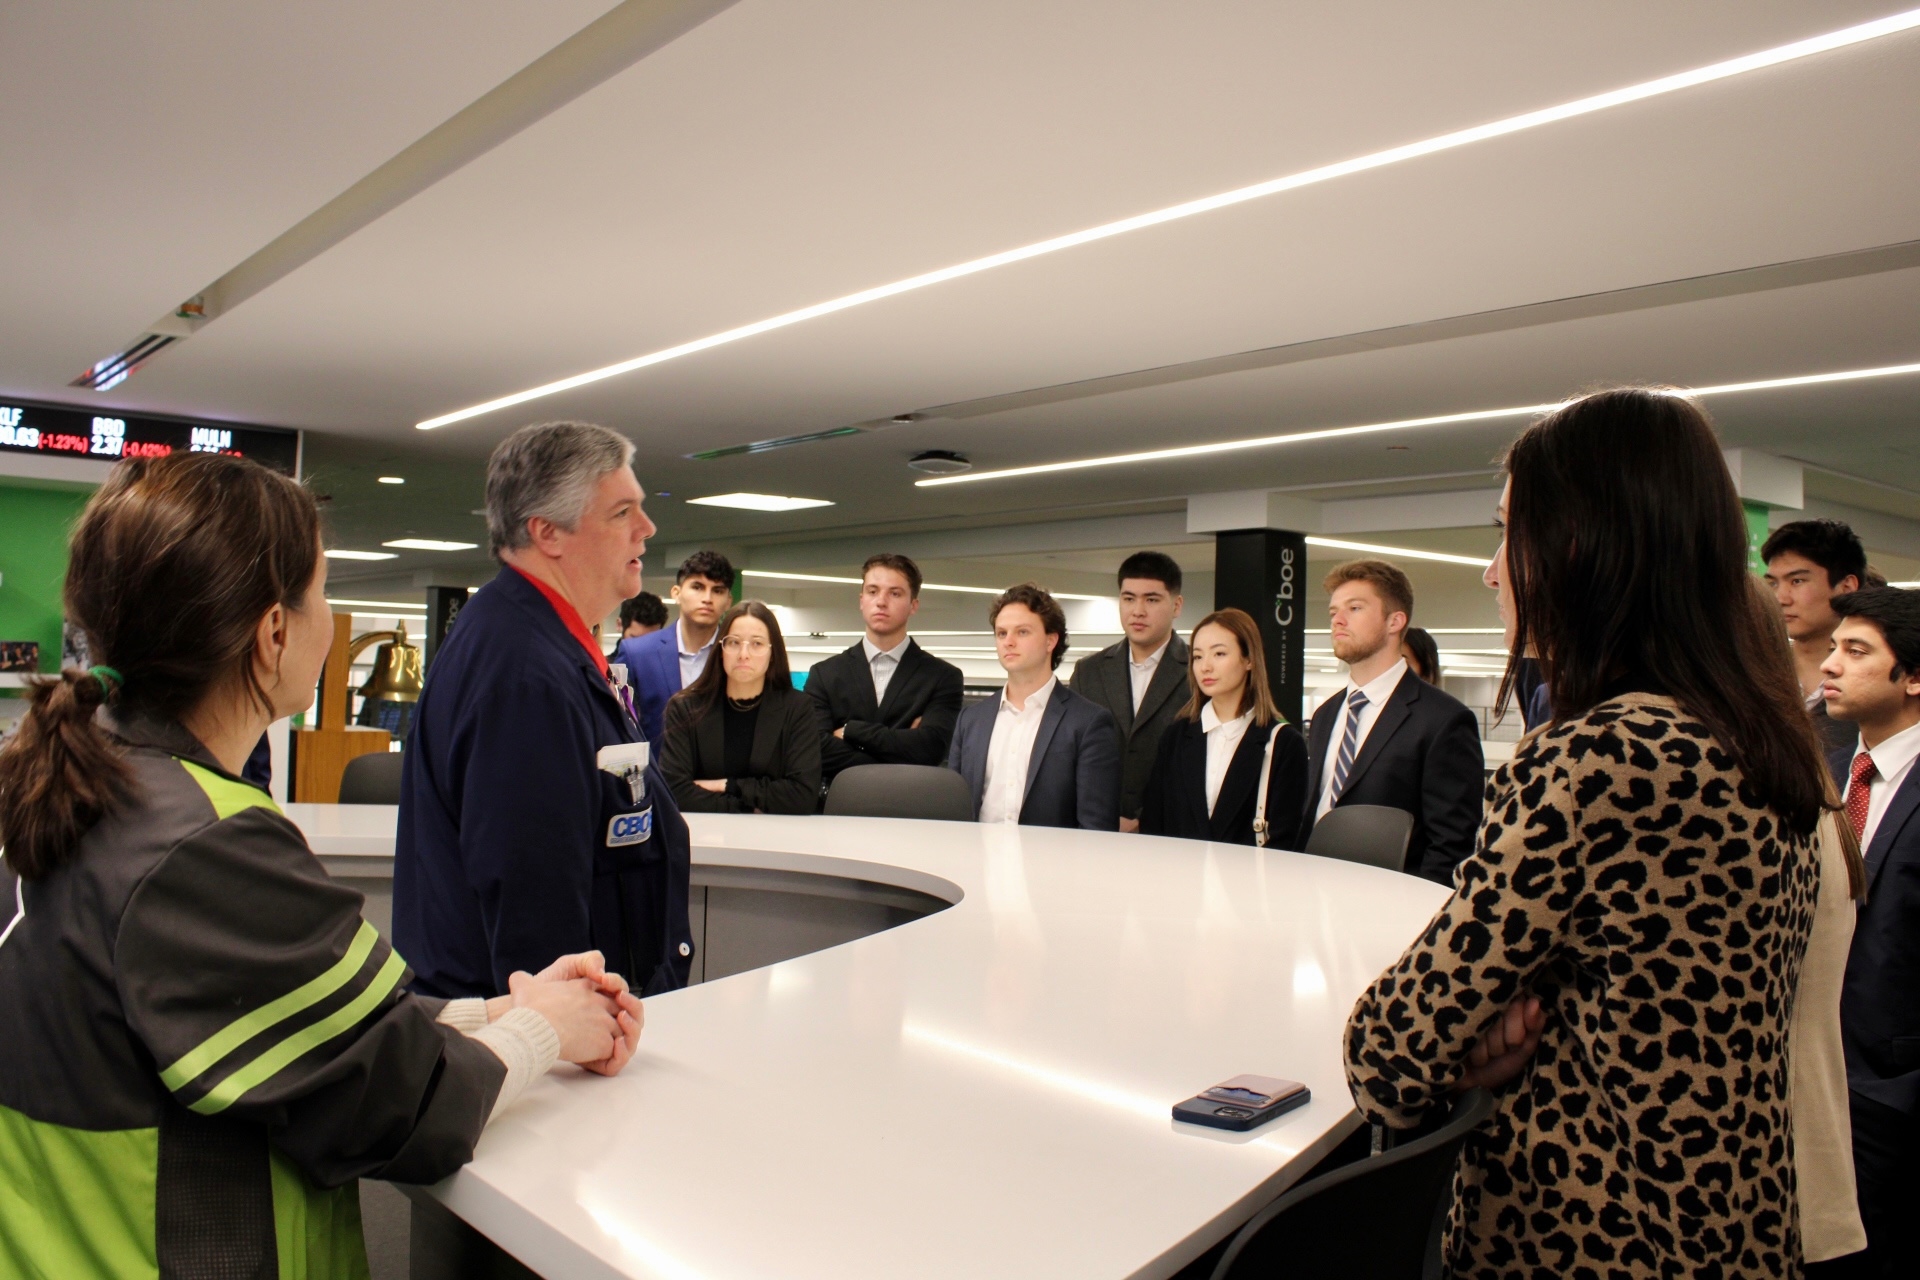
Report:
350,621,425,704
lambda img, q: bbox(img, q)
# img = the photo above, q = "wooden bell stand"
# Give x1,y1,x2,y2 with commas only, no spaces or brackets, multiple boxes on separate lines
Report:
291,614,394,802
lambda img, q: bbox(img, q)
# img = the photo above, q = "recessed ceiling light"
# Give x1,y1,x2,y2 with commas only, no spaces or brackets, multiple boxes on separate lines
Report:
324,549,399,561
377,475,405,485
382,538,479,551
686,493,834,512
916,359,1920,488
412,10,1920,431
908,450,972,475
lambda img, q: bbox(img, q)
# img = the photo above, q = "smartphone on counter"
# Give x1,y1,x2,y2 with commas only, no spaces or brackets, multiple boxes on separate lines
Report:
1172,1075,1310,1131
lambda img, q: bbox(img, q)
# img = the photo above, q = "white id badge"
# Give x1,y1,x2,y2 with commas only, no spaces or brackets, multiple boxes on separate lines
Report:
596,741,649,776
607,807,653,846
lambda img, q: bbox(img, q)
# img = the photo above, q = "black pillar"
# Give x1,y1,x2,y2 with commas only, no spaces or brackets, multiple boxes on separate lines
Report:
424,586,469,671
1214,529,1308,725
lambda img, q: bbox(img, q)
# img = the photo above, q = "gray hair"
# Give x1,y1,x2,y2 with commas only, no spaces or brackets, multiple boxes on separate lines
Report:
486,421,637,556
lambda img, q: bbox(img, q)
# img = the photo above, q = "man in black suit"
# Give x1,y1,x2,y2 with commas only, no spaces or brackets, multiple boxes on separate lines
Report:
1070,551,1190,832
806,554,964,786
947,583,1120,830
1298,560,1483,883
1819,587,1920,1278
1764,518,1867,772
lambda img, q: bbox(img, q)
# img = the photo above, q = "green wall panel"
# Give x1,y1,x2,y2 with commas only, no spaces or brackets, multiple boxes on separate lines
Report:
0,482,93,673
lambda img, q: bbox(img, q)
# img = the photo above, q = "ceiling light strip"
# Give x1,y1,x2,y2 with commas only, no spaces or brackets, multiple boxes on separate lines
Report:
1305,536,1491,567
917,359,1920,487
414,10,1920,431
741,568,1104,602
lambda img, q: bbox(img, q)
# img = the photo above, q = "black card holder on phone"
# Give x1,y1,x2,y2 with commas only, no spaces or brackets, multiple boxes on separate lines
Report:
1173,1074,1310,1131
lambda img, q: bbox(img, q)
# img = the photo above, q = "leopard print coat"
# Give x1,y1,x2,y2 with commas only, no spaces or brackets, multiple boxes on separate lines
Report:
1345,694,1820,1279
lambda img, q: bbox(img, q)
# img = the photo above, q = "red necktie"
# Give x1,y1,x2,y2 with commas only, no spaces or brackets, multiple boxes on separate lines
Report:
1847,751,1877,844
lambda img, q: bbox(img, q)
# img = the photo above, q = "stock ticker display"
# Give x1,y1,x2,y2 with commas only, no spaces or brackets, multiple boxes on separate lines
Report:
0,399,298,475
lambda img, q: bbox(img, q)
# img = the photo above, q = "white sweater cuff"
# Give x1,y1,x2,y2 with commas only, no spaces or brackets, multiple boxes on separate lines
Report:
435,998,490,1034
470,1007,562,1120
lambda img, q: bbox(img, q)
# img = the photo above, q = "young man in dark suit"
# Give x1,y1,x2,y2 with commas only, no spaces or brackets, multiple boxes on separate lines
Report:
1070,551,1190,832
1764,518,1867,770
805,554,965,786
1819,587,1920,1278
947,583,1119,830
1298,559,1483,882
620,550,733,744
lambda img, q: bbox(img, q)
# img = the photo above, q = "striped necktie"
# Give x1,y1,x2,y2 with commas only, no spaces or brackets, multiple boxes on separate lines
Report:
1328,689,1370,803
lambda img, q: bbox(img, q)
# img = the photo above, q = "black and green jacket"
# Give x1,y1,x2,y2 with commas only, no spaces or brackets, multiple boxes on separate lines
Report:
0,711,506,1278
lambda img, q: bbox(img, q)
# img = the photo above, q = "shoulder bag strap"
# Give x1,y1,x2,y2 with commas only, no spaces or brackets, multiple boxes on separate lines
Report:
1251,724,1280,848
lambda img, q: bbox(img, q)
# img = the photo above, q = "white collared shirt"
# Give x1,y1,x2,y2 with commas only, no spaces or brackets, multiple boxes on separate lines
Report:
863,635,909,706
1200,701,1255,816
1315,658,1409,821
1128,638,1170,715
980,676,1058,824
676,619,715,689
1844,717,1920,850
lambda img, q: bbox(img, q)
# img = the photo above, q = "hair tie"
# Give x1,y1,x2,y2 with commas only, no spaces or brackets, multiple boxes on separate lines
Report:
88,665,123,696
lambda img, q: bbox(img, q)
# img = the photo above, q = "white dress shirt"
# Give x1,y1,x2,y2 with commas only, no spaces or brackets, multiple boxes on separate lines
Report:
863,635,908,706
1200,701,1255,817
676,620,716,689
979,676,1057,825
1845,717,1920,850
1314,658,1409,821
1128,639,1170,715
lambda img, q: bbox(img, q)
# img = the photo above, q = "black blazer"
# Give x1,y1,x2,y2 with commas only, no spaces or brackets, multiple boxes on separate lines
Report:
1139,715,1309,847
660,686,821,815
945,682,1121,830
1831,739,1920,1116
806,638,965,782
1298,670,1484,884
1069,633,1191,823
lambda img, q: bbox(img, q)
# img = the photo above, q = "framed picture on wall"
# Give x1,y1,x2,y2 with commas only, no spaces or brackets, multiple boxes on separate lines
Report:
0,641,40,672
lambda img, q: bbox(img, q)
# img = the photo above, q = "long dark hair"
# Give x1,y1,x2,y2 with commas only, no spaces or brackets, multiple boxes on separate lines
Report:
669,601,792,719
1178,609,1280,727
1497,388,1828,835
0,454,320,878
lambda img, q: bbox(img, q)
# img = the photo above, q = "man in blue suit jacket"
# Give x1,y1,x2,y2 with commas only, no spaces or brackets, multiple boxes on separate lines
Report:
397,422,694,999
616,550,733,744
1820,587,1920,1277
947,583,1120,830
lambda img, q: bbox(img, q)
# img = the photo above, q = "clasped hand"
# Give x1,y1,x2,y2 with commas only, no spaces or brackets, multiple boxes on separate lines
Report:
1456,993,1546,1092
491,950,645,1076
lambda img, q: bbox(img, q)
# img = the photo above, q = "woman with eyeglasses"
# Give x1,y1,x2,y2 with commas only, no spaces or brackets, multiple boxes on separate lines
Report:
660,601,821,815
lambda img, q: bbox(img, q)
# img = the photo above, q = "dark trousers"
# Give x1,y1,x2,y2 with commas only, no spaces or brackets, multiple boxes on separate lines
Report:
1809,1090,1918,1279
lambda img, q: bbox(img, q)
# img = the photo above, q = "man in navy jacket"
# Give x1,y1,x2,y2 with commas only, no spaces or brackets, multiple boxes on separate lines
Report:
396,422,694,998
1820,587,1920,1277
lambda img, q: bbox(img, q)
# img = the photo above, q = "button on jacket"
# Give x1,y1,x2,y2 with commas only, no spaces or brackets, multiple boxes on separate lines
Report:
397,566,694,998
0,709,506,1275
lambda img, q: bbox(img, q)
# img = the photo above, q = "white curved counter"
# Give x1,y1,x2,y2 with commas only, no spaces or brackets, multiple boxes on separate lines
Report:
285,808,1448,1279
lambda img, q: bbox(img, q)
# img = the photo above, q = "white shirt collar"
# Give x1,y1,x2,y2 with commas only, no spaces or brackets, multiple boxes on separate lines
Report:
1347,657,1409,706
1858,717,1920,781
677,619,713,659
1128,637,1171,670
1199,701,1254,733
863,635,909,663
1001,675,1057,715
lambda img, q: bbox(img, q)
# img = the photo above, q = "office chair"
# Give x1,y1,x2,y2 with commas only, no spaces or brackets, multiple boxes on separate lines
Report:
1304,804,1415,873
1209,1088,1495,1280
338,750,405,805
823,764,976,822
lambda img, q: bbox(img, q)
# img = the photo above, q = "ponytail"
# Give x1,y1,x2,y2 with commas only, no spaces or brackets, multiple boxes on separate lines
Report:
0,668,132,878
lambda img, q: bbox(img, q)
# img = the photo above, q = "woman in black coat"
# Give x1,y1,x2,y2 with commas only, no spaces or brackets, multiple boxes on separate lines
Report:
661,601,821,815
1139,608,1309,847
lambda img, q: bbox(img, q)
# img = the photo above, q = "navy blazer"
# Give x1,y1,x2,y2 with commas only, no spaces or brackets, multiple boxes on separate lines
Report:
1298,671,1484,884
614,623,695,746
945,681,1121,830
395,567,694,998
1831,738,1920,1116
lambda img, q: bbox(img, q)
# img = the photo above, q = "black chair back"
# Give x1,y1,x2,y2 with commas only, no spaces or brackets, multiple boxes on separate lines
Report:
823,764,975,821
1304,804,1415,872
1209,1089,1495,1280
338,750,404,805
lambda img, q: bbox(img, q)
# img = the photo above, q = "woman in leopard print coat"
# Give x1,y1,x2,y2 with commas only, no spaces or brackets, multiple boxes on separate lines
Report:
1345,391,1833,1279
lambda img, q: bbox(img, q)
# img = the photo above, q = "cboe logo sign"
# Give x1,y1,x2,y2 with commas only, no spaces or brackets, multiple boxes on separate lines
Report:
1272,545,1296,628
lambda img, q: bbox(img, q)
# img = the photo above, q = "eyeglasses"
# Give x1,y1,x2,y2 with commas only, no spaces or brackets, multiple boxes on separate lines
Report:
721,637,771,653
